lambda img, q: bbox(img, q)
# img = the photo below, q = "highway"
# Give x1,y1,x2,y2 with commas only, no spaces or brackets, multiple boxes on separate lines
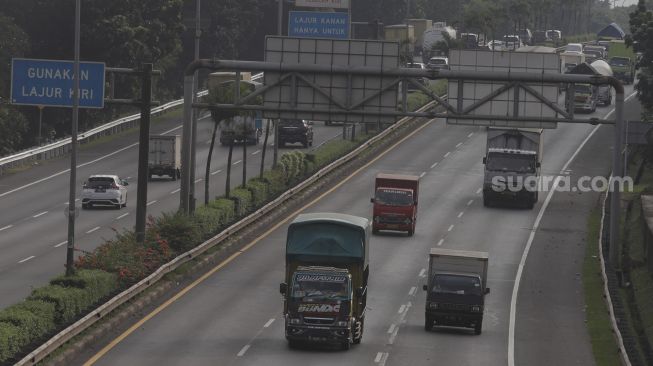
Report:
0,113,344,308
74,86,637,366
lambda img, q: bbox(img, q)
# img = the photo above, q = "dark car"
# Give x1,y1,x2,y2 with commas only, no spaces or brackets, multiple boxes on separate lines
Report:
278,119,313,148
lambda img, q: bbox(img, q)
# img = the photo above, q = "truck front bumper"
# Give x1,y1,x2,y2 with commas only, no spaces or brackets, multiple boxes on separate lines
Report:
425,310,483,328
285,325,350,343
483,186,534,202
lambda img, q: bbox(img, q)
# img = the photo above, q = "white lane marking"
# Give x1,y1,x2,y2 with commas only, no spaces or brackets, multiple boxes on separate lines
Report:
380,352,389,365
233,160,242,165
409,286,417,296
126,176,132,180
162,125,182,135
456,142,463,148
116,213,129,220
194,178,203,183
388,327,399,344
211,169,222,176
263,318,275,328
398,304,406,314
54,241,67,248
146,200,157,206
418,268,426,277
419,171,426,178
444,151,451,158
375,352,384,363
387,324,396,334
447,224,454,232
467,199,474,206
170,188,180,194
437,238,444,246
430,162,438,169
252,150,261,155
237,345,250,357
1,143,139,198
33,211,48,218
507,91,638,366
0,225,14,232
476,187,482,194
468,132,474,138
18,256,35,264
86,226,100,234
457,211,464,218
63,199,81,205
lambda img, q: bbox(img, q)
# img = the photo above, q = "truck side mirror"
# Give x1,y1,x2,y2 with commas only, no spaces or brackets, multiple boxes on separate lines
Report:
82,182,87,188
122,180,129,186
356,287,364,297
370,198,375,203
279,283,287,295
482,157,487,164
485,287,490,295
422,284,428,291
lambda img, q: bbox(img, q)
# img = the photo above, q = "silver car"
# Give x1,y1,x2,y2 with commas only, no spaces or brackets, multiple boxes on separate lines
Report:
81,175,128,209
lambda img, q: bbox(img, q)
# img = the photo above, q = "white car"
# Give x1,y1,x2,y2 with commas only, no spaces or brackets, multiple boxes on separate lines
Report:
566,43,583,53
427,57,449,70
81,175,128,209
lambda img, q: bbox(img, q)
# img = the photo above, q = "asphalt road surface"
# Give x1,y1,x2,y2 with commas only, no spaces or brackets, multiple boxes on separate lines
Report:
73,87,638,365
0,113,344,308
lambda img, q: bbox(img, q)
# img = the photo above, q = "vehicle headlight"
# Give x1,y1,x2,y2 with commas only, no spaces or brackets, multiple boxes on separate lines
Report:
404,218,412,224
428,302,438,309
471,305,483,313
335,320,349,327
374,216,381,223
289,318,301,325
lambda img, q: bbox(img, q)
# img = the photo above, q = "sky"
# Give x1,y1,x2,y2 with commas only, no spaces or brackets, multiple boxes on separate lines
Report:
614,0,638,7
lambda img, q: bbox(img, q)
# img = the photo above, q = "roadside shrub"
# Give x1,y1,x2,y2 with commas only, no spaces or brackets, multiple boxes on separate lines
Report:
194,205,222,239
75,229,173,287
208,198,236,226
0,300,56,352
310,139,357,168
50,269,118,304
230,188,252,217
0,322,27,364
279,151,306,185
246,178,269,207
154,212,201,253
28,285,92,325
262,168,286,197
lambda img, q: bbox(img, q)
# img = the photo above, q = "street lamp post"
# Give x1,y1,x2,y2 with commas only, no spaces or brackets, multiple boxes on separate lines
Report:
189,0,201,213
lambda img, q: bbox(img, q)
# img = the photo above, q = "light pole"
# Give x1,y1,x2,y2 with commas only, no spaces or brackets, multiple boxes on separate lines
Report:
189,0,201,212
37,105,44,145
66,0,81,276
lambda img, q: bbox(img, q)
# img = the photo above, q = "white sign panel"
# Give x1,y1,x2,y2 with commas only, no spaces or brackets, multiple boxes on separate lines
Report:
264,36,399,124
447,50,562,129
295,0,349,9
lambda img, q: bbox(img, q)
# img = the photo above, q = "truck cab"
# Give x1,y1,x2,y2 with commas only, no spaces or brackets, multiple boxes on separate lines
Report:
423,248,490,335
482,128,542,209
572,83,598,113
280,213,370,350
370,173,419,236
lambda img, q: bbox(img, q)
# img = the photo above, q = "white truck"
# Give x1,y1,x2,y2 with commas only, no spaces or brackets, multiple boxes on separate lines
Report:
422,248,490,335
482,128,543,209
560,51,586,73
422,22,456,62
148,135,181,180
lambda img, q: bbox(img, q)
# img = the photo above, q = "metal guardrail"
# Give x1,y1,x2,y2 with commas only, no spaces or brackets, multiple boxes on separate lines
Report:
0,73,263,175
15,98,441,365
598,183,633,366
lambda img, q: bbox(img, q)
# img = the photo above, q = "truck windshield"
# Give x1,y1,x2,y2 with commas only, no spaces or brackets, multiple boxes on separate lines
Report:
609,58,629,67
574,84,592,95
375,188,414,206
291,274,350,301
287,223,364,259
486,153,536,173
431,274,482,296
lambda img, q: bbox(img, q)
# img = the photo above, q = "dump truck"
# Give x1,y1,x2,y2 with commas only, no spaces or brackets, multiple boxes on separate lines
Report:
607,40,636,84
280,213,370,350
370,173,419,236
422,248,490,335
482,128,543,209
148,135,181,180
384,24,415,55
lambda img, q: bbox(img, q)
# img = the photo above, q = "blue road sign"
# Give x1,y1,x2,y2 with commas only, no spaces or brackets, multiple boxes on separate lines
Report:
11,58,105,108
288,11,349,39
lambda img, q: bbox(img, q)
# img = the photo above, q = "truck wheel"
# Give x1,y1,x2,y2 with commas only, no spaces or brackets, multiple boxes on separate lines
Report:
407,228,414,236
352,319,363,344
424,317,432,331
474,322,482,335
341,341,351,350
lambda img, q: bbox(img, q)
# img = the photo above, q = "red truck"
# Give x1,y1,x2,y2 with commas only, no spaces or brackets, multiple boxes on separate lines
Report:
370,173,420,236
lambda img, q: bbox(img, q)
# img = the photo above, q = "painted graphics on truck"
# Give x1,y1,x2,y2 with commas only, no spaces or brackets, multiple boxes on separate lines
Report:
482,128,543,209
280,213,370,350
370,173,419,236
423,248,490,335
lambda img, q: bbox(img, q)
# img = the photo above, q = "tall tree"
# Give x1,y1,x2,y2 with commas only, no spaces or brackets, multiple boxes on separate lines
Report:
627,0,653,110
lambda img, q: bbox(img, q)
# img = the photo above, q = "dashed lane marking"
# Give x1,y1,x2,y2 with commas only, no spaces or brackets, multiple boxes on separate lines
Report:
33,211,48,218
18,256,35,263
86,226,100,234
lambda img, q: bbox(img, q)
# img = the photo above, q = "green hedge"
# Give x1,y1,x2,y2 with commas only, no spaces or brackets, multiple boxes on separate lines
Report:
208,198,236,226
246,179,269,208
309,139,357,168
194,205,222,239
262,168,287,197
50,270,118,305
154,212,201,253
0,322,27,363
230,188,253,217
28,285,93,325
